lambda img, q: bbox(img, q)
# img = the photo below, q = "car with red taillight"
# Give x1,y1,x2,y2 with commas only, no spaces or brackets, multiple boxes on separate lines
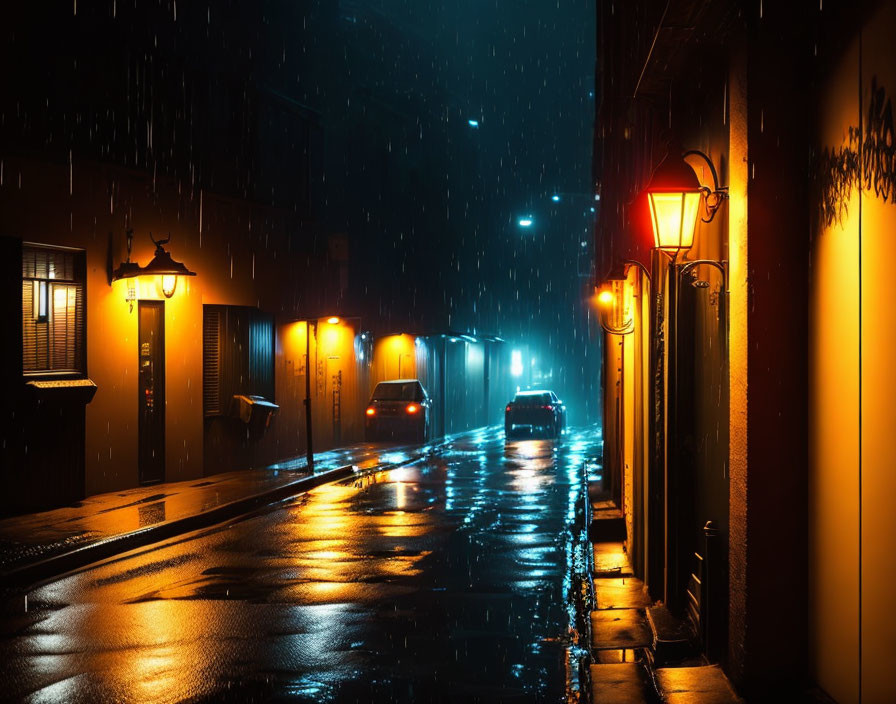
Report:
504,389,566,439
365,379,432,442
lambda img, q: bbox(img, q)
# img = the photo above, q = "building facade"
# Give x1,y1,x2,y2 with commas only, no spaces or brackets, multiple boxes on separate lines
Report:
595,0,896,700
0,5,517,517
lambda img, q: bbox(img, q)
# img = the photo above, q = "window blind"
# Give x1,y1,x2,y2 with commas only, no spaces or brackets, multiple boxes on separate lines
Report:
21,245,85,374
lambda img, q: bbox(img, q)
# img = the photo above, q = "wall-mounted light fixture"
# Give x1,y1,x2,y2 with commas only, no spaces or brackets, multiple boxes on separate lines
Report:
678,259,728,295
595,280,634,335
645,149,728,253
140,233,196,298
111,230,196,305
607,259,652,285
110,228,142,311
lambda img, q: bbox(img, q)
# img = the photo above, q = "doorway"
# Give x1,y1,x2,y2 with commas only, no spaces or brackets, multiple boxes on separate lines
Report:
138,301,165,485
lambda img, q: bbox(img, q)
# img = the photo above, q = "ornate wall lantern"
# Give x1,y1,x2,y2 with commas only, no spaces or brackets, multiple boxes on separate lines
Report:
139,233,196,298
645,149,727,253
112,230,196,306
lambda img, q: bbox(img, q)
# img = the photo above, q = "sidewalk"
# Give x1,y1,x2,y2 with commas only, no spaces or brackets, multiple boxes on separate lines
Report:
0,438,440,589
583,468,743,704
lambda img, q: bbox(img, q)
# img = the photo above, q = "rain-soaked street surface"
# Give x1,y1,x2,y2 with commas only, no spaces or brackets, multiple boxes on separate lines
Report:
0,427,598,703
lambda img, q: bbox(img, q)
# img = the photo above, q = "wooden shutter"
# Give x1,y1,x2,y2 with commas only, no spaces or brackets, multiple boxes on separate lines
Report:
203,306,223,415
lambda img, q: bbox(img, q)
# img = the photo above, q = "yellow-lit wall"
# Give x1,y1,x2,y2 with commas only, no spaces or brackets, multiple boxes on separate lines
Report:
372,335,418,388
621,282,635,567
626,268,651,582
809,36,861,704
810,6,896,701
603,331,623,506
311,318,366,448
727,41,749,678
859,9,896,700
0,157,315,495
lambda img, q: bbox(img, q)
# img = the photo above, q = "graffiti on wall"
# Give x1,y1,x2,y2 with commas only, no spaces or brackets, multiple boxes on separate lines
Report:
817,76,896,227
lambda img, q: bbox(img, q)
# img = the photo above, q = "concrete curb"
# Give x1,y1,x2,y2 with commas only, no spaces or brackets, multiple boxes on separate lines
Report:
1,463,360,590
0,428,477,590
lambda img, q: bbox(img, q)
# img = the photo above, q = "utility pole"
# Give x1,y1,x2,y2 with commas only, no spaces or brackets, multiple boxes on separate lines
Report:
304,319,315,471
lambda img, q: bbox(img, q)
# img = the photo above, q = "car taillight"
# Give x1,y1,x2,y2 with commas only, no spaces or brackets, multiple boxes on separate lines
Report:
505,404,512,412
406,403,419,414
543,405,553,410
366,407,376,416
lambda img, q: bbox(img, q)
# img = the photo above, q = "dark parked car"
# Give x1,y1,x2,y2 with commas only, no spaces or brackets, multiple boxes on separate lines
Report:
505,390,567,438
365,379,432,442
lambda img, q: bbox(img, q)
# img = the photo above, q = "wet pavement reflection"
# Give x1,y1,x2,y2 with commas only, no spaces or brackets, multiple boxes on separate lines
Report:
0,427,599,703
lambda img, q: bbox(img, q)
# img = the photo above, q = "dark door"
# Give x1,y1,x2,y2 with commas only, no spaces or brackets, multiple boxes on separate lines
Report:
138,301,165,485
327,356,343,446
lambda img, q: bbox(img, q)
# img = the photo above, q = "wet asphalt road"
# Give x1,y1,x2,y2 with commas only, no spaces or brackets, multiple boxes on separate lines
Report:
0,427,598,703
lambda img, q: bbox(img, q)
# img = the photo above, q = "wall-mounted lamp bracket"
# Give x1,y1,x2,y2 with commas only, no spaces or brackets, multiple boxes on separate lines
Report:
111,228,141,312
622,259,652,284
599,318,635,336
683,150,729,224
678,259,728,293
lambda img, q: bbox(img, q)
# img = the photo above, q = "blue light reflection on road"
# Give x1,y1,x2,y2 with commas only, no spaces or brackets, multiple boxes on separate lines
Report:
1,426,602,703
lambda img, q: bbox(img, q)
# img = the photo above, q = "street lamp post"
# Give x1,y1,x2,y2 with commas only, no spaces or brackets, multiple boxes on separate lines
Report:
302,315,366,471
304,319,317,472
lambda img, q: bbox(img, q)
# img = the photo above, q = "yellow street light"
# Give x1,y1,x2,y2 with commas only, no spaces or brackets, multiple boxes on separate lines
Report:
645,149,727,253
594,281,633,335
139,233,196,298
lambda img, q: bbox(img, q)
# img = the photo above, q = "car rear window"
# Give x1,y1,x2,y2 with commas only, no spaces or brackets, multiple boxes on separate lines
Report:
373,382,420,401
515,392,550,404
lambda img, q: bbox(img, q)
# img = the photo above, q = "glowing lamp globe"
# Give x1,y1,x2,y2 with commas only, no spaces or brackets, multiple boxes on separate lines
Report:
645,153,703,252
140,236,196,298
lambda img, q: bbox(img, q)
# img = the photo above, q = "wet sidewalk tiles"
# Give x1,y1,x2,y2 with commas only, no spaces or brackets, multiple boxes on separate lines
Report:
655,665,744,704
591,608,653,651
594,541,634,577
586,526,741,703
590,662,653,704
594,577,653,610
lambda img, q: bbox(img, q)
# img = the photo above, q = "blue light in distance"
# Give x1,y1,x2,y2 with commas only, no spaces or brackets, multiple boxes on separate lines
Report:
468,119,479,128
551,194,560,202
518,217,533,228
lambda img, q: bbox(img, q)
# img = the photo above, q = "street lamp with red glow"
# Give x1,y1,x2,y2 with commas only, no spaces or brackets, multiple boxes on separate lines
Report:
645,149,727,254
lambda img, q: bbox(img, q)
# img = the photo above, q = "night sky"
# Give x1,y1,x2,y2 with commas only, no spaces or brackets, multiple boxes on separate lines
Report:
304,0,598,415
2,0,598,419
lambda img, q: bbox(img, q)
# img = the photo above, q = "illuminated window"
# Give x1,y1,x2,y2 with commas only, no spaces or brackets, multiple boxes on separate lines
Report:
21,244,86,375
